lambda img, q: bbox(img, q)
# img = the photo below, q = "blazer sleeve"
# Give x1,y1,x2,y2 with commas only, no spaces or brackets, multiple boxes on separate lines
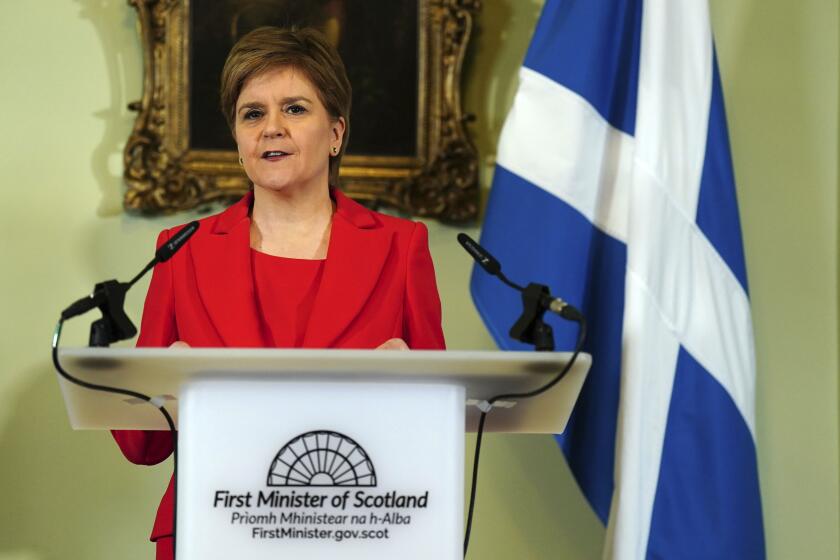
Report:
111,230,178,466
403,222,446,350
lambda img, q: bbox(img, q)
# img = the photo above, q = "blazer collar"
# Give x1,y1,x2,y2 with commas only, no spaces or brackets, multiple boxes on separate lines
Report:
190,191,262,346
191,188,393,348
303,189,393,347
211,190,253,234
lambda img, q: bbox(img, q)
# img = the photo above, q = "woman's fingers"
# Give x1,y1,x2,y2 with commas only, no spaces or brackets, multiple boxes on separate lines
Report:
375,338,409,350
168,339,410,350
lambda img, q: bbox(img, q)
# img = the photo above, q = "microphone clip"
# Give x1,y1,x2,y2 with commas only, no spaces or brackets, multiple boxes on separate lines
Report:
87,280,137,347
509,283,556,352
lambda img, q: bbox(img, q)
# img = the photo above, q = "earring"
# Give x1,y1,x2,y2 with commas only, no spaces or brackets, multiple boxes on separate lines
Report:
332,146,338,155
238,156,244,166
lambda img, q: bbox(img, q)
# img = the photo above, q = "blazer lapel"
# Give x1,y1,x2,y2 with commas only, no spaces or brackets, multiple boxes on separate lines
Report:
190,192,266,347
303,190,393,348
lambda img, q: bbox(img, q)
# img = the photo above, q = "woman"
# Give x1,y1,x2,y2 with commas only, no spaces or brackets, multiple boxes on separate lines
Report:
112,27,445,559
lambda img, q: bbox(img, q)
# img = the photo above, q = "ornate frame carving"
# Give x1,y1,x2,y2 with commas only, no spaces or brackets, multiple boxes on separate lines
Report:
124,0,480,222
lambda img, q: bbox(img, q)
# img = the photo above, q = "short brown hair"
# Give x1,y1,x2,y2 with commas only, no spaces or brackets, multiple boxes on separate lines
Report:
221,27,352,186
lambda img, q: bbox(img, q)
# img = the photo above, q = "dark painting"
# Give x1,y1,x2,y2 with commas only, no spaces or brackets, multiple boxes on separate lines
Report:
190,0,419,157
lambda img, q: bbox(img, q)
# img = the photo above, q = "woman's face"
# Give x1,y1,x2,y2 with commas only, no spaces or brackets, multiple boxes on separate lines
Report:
234,66,345,195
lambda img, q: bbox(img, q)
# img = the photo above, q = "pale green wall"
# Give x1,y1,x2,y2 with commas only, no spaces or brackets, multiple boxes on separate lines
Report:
0,1,837,559
709,1,840,558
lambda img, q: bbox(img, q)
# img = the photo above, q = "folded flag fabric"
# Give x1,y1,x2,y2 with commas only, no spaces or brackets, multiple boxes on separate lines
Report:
470,1,765,557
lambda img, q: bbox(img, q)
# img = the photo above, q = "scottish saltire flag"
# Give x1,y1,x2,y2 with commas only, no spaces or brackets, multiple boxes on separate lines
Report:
470,1,765,557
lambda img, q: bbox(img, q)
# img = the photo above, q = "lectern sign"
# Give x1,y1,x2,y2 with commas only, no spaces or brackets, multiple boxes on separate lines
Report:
207,430,432,544
177,380,463,559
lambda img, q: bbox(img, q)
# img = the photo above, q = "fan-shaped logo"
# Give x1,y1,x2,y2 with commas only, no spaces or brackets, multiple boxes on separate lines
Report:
267,431,377,487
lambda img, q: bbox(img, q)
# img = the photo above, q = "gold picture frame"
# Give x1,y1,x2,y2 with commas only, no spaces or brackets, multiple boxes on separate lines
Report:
124,0,480,222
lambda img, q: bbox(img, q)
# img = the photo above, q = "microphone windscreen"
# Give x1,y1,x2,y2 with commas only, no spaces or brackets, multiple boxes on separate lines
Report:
457,233,501,275
156,221,200,263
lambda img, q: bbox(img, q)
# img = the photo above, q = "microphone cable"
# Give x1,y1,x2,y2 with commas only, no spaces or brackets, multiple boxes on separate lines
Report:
457,232,588,557
52,319,180,557
52,221,198,558
462,316,586,557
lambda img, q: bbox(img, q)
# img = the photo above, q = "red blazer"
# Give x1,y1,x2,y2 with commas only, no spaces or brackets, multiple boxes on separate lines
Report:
112,188,445,542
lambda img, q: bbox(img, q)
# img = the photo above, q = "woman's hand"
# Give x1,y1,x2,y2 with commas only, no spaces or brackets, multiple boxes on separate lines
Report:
169,341,190,348
375,338,409,350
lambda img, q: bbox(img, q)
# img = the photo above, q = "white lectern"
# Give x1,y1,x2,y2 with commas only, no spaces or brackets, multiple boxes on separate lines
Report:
57,348,591,560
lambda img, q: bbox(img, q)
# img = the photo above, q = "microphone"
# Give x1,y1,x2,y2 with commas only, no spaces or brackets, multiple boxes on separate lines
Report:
457,233,501,275
60,221,200,345
457,233,522,292
156,221,199,263
457,232,582,323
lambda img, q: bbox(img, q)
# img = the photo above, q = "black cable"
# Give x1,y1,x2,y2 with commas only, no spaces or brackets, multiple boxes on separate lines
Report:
463,409,488,557
463,317,587,558
52,318,179,557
